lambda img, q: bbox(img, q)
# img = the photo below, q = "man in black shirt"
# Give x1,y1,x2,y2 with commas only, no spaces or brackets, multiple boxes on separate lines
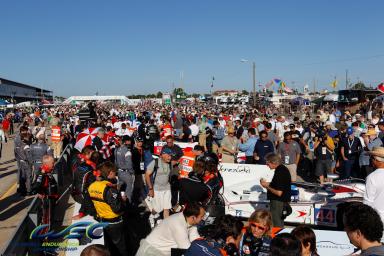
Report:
178,159,211,206
260,152,291,227
341,127,362,179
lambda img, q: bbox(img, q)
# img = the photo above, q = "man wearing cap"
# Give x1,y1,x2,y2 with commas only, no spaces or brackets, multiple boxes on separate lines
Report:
115,135,135,202
314,129,335,184
179,145,204,178
360,129,383,178
341,127,363,179
145,147,173,224
365,147,384,225
289,123,301,144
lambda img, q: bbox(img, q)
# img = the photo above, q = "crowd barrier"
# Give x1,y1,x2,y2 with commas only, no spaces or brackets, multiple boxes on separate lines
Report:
1,143,75,256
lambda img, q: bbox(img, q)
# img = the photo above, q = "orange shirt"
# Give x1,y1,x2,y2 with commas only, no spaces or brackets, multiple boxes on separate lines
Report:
51,126,61,142
179,151,195,178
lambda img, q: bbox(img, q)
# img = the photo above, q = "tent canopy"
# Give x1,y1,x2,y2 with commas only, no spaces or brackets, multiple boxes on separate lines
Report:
290,97,310,106
323,94,338,102
0,99,10,106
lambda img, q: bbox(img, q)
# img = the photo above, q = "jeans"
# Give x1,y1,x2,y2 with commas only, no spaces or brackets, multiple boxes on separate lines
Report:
343,159,358,179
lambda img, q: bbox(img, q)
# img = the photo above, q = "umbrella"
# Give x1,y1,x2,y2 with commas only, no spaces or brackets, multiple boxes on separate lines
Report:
74,127,101,151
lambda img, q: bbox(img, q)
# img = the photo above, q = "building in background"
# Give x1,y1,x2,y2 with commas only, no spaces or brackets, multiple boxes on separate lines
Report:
0,77,53,104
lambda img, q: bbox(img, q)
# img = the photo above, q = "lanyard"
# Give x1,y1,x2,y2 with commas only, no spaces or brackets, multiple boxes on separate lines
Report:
348,138,354,149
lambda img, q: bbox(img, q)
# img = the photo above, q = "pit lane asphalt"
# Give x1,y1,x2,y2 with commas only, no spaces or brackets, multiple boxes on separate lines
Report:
0,135,34,253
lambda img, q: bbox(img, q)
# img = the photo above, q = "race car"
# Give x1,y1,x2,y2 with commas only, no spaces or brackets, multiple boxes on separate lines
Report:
219,163,365,229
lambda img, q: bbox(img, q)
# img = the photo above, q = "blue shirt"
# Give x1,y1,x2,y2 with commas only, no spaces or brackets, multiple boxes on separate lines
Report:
254,139,275,164
238,136,258,157
360,137,383,166
185,239,223,256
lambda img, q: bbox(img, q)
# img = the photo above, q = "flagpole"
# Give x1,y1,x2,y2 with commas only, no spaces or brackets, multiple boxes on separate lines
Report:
253,62,256,107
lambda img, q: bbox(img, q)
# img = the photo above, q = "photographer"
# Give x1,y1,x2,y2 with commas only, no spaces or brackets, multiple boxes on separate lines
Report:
313,129,335,184
185,214,244,256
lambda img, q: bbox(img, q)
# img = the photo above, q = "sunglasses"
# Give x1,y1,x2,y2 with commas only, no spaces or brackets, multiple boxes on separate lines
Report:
250,222,268,232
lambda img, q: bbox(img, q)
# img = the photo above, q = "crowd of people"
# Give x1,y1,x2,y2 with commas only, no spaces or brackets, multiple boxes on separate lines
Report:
1,100,384,255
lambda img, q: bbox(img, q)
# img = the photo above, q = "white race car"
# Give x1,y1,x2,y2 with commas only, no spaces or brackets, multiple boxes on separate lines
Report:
219,163,365,228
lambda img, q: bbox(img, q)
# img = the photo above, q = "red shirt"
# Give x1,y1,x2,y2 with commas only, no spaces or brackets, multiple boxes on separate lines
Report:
2,119,10,130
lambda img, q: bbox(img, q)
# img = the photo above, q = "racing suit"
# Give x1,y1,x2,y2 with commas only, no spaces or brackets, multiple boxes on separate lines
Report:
88,179,128,256
30,141,52,176
33,169,59,230
115,144,135,202
72,161,97,218
16,141,33,194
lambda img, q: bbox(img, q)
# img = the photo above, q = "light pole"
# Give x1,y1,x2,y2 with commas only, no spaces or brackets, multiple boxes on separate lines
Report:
241,59,256,107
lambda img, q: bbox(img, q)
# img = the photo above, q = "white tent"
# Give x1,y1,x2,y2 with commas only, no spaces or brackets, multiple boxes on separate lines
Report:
323,94,338,102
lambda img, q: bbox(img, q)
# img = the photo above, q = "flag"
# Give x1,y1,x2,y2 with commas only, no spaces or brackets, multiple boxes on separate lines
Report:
274,79,281,84
331,80,338,88
212,76,215,80
377,82,384,93
265,80,274,88
284,87,293,93
281,81,286,88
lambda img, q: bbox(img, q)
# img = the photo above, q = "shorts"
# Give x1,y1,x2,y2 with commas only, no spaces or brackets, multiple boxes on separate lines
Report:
150,190,172,213
315,159,332,177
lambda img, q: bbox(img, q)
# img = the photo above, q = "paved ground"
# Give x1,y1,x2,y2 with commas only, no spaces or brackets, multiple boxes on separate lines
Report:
0,136,35,253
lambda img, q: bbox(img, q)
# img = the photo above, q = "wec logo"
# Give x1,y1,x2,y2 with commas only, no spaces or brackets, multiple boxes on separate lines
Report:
30,222,109,240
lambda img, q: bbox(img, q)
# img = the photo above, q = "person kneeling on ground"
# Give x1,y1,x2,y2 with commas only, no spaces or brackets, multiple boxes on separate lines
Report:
136,202,205,256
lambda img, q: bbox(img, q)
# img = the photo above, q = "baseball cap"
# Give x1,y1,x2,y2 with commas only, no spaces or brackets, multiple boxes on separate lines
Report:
135,136,144,142
347,127,354,135
161,147,173,155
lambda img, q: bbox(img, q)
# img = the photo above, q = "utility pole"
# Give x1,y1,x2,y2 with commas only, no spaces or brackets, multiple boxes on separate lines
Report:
253,61,256,107
313,78,316,94
345,69,349,89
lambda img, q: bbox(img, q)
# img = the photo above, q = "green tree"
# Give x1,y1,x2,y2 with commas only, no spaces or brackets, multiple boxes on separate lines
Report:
191,93,200,98
351,82,368,90
241,90,249,95
156,91,163,98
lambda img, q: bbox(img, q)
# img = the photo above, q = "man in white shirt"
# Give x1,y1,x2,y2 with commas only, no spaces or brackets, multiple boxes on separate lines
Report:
115,123,130,137
189,121,199,142
136,202,205,256
365,147,384,224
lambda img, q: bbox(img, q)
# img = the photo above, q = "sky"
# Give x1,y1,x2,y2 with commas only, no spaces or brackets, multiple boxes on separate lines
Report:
0,0,383,97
